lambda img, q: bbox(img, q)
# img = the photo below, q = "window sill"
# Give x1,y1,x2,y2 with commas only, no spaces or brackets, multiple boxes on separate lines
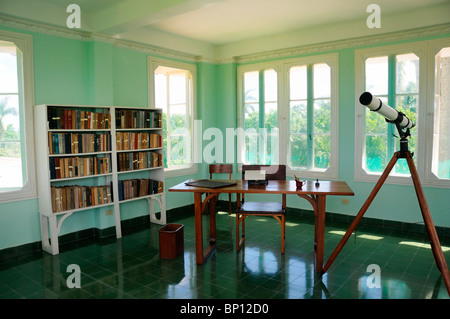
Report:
164,164,198,178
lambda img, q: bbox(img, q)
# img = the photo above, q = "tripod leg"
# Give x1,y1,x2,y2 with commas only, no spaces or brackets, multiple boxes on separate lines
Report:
323,153,399,273
405,153,450,295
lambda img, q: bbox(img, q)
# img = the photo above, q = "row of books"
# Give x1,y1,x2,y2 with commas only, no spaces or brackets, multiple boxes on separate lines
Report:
51,184,112,213
117,151,162,172
48,132,111,155
116,132,161,151
115,109,162,129
118,179,164,201
49,155,111,180
48,107,111,130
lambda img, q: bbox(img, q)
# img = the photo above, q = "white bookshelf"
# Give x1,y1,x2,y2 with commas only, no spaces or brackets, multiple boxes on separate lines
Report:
35,104,166,255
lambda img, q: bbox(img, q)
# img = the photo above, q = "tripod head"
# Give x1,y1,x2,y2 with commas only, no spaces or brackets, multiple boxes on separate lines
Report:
390,118,411,157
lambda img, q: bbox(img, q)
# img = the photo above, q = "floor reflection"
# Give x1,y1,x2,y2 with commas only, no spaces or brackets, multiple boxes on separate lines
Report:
0,206,449,299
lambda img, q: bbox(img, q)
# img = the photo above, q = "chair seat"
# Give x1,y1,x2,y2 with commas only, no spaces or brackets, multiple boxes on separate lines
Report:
240,201,285,214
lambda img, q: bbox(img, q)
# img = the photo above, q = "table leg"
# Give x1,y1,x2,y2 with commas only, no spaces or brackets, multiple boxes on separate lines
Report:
194,192,217,265
314,195,327,273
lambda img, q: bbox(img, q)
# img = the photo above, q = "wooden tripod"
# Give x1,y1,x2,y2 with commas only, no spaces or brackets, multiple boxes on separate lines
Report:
323,138,450,296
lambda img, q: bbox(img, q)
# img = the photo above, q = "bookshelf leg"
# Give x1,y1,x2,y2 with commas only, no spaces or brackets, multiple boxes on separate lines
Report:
40,214,60,255
148,194,166,225
114,203,122,238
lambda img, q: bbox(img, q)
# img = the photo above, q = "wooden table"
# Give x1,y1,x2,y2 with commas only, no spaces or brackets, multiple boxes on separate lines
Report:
169,179,354,273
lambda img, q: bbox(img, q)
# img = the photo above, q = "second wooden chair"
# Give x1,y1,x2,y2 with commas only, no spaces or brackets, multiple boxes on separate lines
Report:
209,164,233,214
236,164,286,254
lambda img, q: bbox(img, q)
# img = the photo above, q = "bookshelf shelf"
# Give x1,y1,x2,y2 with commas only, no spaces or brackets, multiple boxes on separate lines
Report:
35,104,166,255
50,172,113,182
49,151,113,157
40,202,115,217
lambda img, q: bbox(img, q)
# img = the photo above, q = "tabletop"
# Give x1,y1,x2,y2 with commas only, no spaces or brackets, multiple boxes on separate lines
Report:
169,179,354,196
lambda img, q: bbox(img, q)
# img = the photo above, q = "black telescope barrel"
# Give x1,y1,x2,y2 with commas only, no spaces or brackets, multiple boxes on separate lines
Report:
359,92,373,105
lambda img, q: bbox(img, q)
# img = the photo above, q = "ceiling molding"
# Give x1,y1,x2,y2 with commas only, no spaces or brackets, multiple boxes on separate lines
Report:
1,13,449,66
232,23,450,64
0,13,202,63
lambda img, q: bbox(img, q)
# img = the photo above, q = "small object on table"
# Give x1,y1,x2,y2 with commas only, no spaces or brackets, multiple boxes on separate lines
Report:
315,179,320,187
294,175,306,189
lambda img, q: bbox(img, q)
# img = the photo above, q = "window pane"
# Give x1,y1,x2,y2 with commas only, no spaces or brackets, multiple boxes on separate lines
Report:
169,133,187,165
0,45,18,94
0,42,24,191
153,64,193,170
365,56,388,95
313,135,330,169
432,47,450,179
169,73,186,105
290,66,307,100
154,73,167,111
264,69,277,102
244,71,259,103
289,135,307,168
244,103,259,130
290,101,307,134
365,135,387,173
244,131,258,164
264,102,277,129
365,106,387,134
313,100,330,134
314,63,330,98
169,104,186,129
396,53,419,94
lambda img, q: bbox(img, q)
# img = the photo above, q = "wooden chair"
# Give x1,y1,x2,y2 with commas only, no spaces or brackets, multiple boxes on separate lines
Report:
236,165,286,254
209,164,233,214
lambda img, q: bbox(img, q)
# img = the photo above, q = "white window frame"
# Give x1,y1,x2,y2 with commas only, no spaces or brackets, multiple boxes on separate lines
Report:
148,57,197,178
424,38,450,188
237,53,339,180
354,42,428,186
0,30,36,203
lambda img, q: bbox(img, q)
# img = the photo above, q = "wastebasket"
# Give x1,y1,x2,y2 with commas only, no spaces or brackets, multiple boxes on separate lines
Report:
159,223,184,259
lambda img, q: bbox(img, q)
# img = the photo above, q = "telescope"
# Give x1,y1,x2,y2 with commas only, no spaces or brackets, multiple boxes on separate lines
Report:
359,92,415,131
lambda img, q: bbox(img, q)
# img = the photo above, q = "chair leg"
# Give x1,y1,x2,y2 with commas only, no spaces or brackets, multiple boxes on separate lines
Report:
228,194,232,214
281,215,285,255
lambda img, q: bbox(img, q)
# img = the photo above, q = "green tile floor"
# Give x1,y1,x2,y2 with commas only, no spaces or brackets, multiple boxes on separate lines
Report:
1,207,449,299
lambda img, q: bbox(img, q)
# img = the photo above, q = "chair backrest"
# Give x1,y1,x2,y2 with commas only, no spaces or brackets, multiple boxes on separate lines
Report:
241,165,286,180
209,164,233,179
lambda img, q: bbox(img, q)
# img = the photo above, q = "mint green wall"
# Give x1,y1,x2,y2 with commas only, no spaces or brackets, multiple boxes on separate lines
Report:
0,26,202,250
0,24,450,252
33,33,90,105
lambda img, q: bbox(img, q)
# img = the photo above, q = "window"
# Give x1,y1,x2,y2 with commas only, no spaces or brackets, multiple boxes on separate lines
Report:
355,42,428,185
288,63,332,171
357,39,450,188
238,54,338,179
242,69,278,165
364,53,419,175
427,40,450,187
148,58,197,177
0,31,35,203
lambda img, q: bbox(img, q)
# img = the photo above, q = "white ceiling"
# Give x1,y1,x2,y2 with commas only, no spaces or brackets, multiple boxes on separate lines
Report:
1,0,449,58
2,0,449,44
